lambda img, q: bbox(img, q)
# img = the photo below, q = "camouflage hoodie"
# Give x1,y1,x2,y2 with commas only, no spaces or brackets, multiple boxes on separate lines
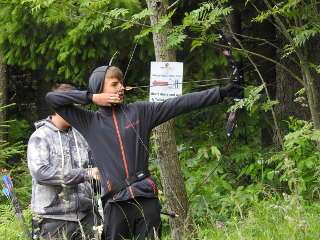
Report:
27,118,93,221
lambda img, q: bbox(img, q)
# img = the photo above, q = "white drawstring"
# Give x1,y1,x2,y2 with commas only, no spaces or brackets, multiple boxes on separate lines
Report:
58,131,65,180
58,130,69,214
72,129,82,168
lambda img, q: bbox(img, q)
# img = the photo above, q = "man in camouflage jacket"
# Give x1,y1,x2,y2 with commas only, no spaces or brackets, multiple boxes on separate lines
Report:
27,84,100,240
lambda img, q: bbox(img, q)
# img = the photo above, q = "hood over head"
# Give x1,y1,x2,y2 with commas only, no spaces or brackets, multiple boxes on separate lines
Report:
88,65,109,94
34,117,72,132
34,117,61,132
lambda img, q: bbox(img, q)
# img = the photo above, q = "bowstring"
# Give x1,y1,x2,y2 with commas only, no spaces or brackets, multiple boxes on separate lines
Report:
117,16,185,210
120,16,151,156
88,165,101,239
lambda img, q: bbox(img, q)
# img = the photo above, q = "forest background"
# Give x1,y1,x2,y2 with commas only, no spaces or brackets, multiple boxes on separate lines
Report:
0,0,320,239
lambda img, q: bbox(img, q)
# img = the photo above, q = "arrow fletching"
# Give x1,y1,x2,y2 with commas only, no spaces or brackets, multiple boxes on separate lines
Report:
2,188,11,199
2,175,13,191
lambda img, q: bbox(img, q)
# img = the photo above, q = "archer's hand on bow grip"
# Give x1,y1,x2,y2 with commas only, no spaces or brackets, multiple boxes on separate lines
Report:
220,83,244,100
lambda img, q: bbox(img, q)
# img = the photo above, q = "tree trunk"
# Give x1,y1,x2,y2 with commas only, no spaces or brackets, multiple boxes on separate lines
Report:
0,55,7,142
301,60,320,130
145,0,189,239
253,20,277,147
275,57,309,122
304,38,320,131
264,2,320,135
274,35,310,149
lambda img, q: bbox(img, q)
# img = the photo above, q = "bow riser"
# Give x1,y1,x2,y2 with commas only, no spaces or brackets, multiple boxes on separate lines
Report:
218,32,244,138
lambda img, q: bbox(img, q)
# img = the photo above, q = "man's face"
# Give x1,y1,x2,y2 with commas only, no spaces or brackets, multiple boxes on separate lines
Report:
102,77,124,103
53,113,71,129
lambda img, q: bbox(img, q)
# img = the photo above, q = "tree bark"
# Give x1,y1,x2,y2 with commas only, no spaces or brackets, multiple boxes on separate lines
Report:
301,58,320,130
145,0,189,239
0,55,7,142
262,0,320,137
274,37,310,149
304,38,320,131
253,20,277,146
275,56,309,122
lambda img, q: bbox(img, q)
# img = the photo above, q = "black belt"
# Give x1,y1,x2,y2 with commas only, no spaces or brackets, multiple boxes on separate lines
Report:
124,170,150,187
102,170,150,202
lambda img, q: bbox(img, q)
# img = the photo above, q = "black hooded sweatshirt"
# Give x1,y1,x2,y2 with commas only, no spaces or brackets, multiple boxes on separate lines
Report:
45,66,223,202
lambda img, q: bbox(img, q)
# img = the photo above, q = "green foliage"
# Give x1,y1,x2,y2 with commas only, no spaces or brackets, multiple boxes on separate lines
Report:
268,119,320,197
0,104,31,207
1,0,320,239
0,204,31,240
0,108,32,239
228,85,263,113
290,26,319,47
0,141,25,167
183,3,231,36
166,25,187,50
0,0,145,84
0,162,32,208
228,84,279,115
253,0,320,56
165,2,232,50
118,1,233,50
120,8,152,30
169,90,320,237
134,10,177,43
178,119,320,238
7,119,32,143
253,0,310,23
0,106,25,170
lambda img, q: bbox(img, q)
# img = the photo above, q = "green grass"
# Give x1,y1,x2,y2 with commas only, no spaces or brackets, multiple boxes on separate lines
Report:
1,196,320,239
189,197,320,240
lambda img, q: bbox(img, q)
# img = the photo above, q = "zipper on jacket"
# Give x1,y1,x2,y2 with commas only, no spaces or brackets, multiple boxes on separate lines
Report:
112,107,134,198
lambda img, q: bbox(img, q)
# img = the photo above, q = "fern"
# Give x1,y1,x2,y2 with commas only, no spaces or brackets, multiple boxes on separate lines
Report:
120,8,152,30
290,27,320,47
0,204,31,240
253,0,303,22
228,85,264,113
134,27,152,43
183,3,232,37
166,25,187,49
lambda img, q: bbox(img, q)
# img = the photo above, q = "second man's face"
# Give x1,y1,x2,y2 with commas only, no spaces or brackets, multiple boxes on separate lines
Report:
102,77,125,103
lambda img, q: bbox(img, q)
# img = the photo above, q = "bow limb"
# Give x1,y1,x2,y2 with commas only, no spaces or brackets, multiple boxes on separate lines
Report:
218,31,244,138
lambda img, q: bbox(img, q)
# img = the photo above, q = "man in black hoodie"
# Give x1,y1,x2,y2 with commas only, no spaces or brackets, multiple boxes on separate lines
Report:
46,65,243,239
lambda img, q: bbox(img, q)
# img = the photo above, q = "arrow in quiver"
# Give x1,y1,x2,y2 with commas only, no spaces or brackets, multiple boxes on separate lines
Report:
1,175,32,239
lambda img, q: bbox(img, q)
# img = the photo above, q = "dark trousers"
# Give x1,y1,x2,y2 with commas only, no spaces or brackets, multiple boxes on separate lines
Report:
102,197,162,240
36,212,96,240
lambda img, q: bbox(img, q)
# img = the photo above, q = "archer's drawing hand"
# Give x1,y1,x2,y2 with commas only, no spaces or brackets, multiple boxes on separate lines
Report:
220,83,244,99
92,93,122,106
87,167,101,181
